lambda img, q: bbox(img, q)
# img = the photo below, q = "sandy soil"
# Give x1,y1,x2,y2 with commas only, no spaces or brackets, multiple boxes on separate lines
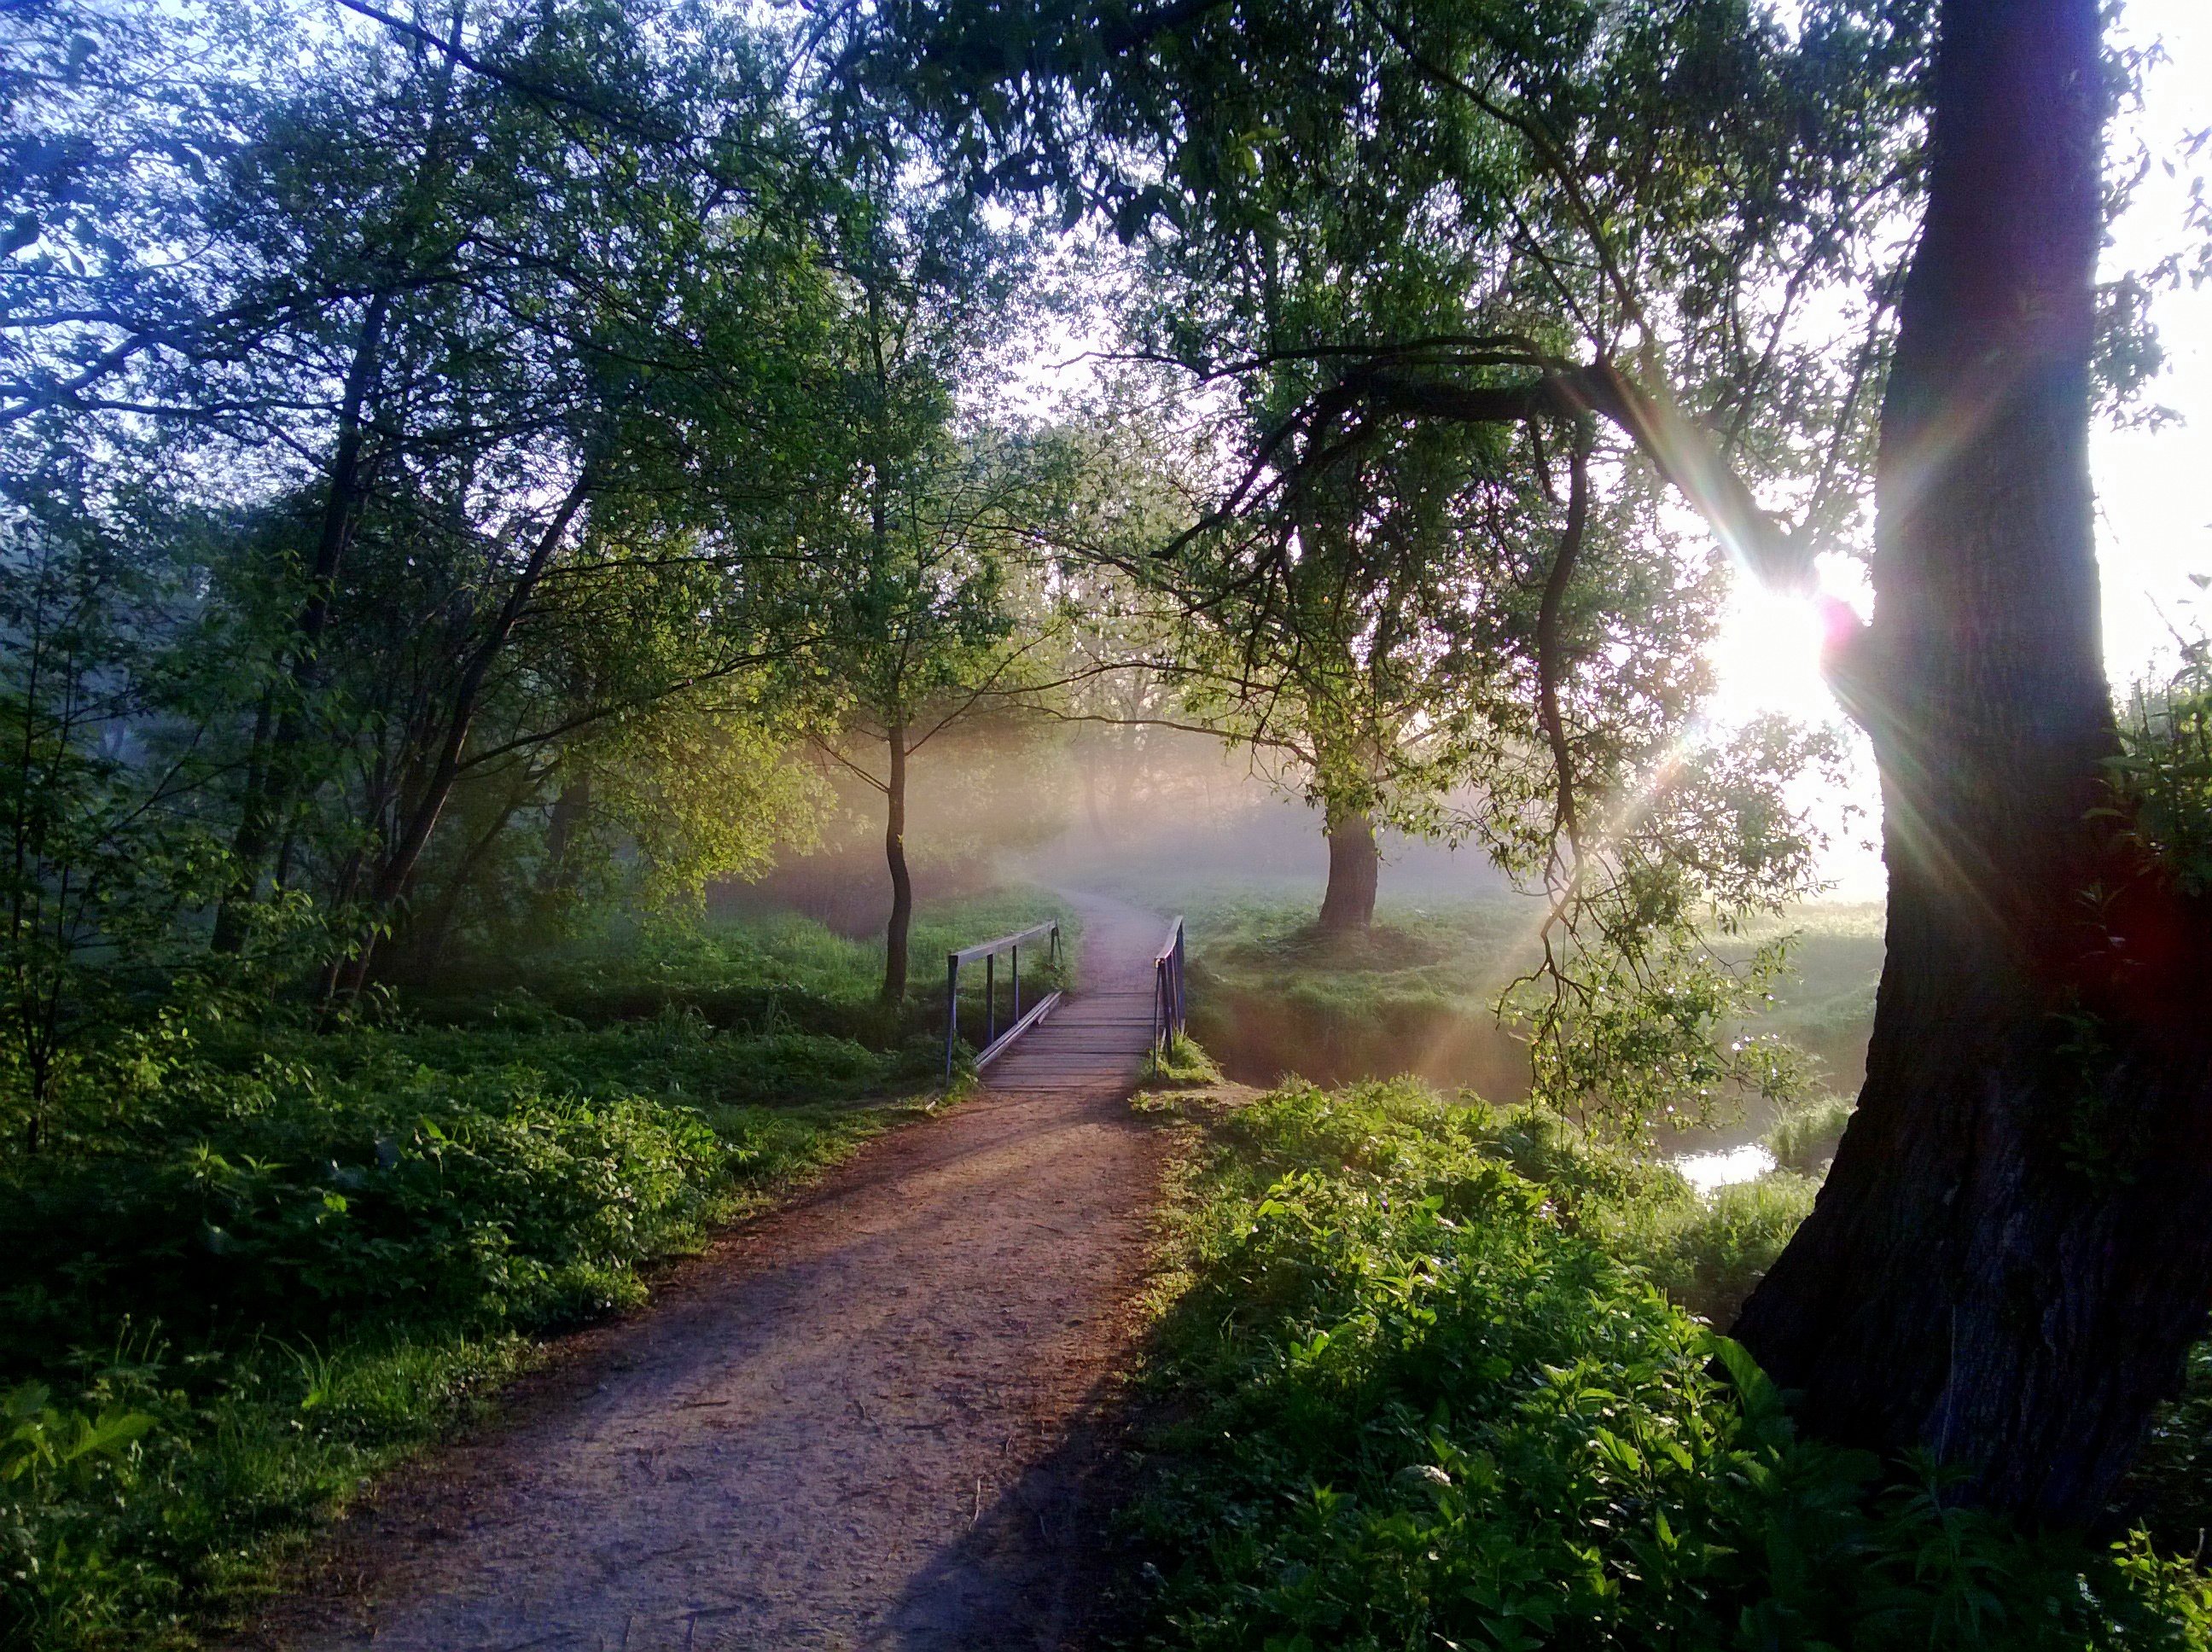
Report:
256,892,1170,1652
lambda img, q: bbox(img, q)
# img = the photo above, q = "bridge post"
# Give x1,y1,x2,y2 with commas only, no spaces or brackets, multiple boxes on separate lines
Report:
943,954,960,1079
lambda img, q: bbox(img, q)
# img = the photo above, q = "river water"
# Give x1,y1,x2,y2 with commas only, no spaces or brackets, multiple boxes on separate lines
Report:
1669,1141,1777,1192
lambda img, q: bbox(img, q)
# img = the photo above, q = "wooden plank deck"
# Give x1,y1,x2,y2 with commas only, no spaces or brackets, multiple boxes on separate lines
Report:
979,898,1162,1094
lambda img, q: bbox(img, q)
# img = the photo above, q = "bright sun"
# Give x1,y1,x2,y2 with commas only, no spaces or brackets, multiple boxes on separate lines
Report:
1710,560,1865,726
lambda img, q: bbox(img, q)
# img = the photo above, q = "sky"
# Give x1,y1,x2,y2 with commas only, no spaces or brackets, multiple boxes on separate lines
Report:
1708,0,2212,895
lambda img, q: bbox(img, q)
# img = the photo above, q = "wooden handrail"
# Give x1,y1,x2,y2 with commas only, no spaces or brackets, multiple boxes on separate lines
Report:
1152,915,1186,1051
941,919,1063,1079
948,920,1058,967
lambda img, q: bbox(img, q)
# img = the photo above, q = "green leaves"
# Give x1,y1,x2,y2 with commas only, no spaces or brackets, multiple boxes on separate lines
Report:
1130,1078,2212,1651
2112,634,2212,896
0,1386,155,1496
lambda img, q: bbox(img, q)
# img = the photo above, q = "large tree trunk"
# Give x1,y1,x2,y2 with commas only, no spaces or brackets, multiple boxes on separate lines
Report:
1317,805,1378,933
880,724,913,1005
1732,0,2212,1525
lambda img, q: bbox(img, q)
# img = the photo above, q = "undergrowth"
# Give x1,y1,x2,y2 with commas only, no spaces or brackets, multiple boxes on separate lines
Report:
1124,1078,2212,1649
1143,1034,1225,1090
0,893,1068,1651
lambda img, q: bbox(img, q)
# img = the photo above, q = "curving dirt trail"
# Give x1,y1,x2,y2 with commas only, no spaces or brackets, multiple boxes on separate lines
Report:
275,891,1167,1652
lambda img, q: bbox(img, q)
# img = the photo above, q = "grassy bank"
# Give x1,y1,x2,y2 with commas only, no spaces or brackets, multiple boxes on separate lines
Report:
1173,891,1883,1130
1120,1077,2212,1649
0,891,1070,1651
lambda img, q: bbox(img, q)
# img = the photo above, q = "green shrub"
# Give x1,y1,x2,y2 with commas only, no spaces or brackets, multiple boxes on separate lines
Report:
0,1044,905,1650
1142,1035,1225,1089
1167,892,1883,1109
2,1069,731,1353
1127,1079,2212,1650
2128,1341,2212,1556
1481,1103,1689,1220
1598,1171,1820,1324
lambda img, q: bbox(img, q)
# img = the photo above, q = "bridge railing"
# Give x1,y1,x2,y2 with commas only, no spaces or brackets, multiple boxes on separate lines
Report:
942,919,1062,1079
1152,915,1186,1052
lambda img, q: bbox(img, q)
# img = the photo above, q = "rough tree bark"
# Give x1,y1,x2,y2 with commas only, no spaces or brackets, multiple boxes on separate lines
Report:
1731,0,2212,1524
880,721,914,1005
1316,803,1378,934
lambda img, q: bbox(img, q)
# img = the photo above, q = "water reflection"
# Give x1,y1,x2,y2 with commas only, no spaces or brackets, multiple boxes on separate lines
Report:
1671,1143,1776,1194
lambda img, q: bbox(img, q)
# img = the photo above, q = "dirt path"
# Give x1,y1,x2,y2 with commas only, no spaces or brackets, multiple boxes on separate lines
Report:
273,891,1167,1652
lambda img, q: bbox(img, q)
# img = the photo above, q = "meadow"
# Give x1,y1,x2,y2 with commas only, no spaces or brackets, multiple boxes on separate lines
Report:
1149,881,1883,1149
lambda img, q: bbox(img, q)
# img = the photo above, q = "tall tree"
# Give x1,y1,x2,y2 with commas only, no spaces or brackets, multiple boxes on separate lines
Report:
861,0,2212,1505
804,428,1052,1005
797,136,1043,1005
1731,0,2212,1522
15,0,848,986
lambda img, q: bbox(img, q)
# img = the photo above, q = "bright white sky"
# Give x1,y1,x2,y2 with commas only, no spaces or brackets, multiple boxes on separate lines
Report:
1711,0,2212,895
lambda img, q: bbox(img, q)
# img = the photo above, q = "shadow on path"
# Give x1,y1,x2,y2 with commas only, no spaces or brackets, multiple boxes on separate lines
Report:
249,890,1170,1652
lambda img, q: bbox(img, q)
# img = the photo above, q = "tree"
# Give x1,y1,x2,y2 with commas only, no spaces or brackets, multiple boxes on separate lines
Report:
861,0,2212,1508
792,130,1051,1006
1731,0,2212,1524
4,0,857,991
0,477,230,1153
877,0,1861,1120
803,428,1055,1005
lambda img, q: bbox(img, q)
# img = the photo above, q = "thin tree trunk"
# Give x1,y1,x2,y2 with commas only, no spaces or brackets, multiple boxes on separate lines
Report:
534,771,591,924
1317,804,1378,933
212,292,390,952
217,0,476,953
392,781,533,976
335,467,594,998
1731,0,2212,1524
881,723,913,1005
1536,420,1592,869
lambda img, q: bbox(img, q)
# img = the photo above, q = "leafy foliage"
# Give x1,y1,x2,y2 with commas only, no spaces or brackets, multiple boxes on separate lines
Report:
1127,1079,2212,1650
0,480,251,1155
1766,1095,1857,1177
0,895,1061,1649
855,0,1889,1118
1168,888,1877,1142
2111,605,2212,895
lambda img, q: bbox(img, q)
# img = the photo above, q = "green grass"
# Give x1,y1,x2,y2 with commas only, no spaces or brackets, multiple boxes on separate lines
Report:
1173,891,1535,1096
0,890,1074,1651
1766,1094,1857,1175
1121,1077,2212,1650
1142,1033,1227,1090
402,887,1080,1056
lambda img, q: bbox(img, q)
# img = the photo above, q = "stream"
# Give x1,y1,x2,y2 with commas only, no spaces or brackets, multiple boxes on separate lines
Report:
1669,1141,1778,1193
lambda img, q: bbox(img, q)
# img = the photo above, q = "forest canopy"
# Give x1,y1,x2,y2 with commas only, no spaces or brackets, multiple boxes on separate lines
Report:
0,0,1910,1141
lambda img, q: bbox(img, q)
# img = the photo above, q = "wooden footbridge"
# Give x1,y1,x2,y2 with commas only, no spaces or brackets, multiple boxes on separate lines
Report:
942,894,1185,1092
